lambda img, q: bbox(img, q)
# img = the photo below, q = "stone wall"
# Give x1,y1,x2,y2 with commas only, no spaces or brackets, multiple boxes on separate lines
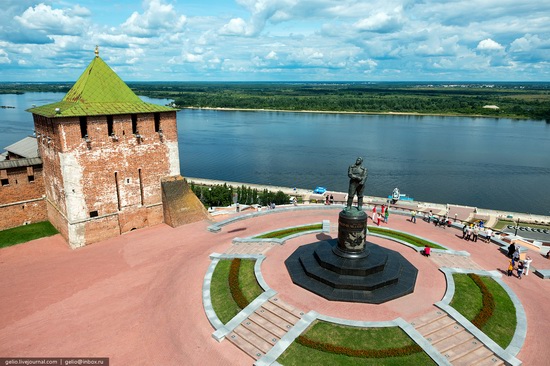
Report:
33,111,179,247
0,164,47,230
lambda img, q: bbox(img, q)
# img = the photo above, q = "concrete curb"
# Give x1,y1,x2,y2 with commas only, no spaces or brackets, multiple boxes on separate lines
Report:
437,268,523,366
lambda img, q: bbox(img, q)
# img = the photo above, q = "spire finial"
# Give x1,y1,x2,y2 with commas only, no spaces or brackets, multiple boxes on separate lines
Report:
95,45,99,58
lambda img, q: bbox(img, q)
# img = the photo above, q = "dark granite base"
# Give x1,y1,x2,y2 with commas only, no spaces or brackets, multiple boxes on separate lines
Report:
285,239,418,304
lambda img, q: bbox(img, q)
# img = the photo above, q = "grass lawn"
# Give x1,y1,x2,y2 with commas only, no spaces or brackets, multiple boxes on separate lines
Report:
254,224,322,239
278,321,435,365
210,259,241,324
368,227,446,250
493,219,550,231
238,259,263,304
450,274,516,348
210,259,264,324
0,221,58,248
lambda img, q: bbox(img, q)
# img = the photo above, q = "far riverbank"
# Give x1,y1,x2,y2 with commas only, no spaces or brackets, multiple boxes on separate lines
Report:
181,106,520,120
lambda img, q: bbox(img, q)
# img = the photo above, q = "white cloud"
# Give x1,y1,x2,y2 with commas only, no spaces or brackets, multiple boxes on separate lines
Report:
354,10,403,33
266,51,278,60
15,4,90,36
477,38,504,51
220,18,249,36
0,49,11,64
121,0,187,37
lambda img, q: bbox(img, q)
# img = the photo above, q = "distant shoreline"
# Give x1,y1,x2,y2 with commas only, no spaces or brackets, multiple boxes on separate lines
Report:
181,106,515,120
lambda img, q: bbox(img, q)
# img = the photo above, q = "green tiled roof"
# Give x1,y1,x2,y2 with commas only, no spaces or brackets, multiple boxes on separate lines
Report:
27,56,174,118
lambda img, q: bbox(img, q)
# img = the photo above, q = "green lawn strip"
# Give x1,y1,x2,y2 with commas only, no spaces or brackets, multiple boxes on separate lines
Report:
450,274,516,349
278,321,435,365
493,219,550,231
450,274,483,320
0,221,58,248
368,227,446,250
254,224,322,239
238,259,263,304
210,259,241,324
479,276,516,348
210,259,264,325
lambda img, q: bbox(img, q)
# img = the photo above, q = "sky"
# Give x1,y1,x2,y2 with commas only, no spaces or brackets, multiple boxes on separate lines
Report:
0,0,549,82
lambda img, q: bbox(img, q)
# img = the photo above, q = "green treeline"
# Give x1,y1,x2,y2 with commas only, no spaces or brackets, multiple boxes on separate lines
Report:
135,82,550,120
190,183,290,208
2,82,550,120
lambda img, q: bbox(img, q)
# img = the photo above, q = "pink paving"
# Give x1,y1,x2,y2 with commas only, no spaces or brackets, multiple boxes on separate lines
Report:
1,208,550,365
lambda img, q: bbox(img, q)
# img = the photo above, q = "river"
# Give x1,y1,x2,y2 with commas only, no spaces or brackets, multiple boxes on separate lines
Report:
1,92,549,215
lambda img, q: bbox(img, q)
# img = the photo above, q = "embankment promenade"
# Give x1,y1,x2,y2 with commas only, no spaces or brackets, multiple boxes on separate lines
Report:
186,176,550,228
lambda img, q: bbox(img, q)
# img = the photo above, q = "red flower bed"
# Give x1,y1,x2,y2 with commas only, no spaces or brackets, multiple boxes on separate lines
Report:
229,258,249,309
468,273,495,329
296,335,422,358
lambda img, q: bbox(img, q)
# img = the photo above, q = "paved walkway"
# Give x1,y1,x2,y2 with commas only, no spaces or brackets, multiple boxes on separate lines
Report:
1,208,549,365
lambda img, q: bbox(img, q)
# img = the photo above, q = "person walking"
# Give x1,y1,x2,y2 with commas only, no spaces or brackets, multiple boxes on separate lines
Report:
384,209,389,223
517,261,524,279
507,260,514,277
411,210,417,223
465,225,473,241
473,225,479,242
462,224,468,239
507,243,516,258
524,256,532,276
485,227,493,243
428,210,433,223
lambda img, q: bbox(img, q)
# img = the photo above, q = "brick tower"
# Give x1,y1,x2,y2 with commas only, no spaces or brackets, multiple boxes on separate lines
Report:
28,47,181,248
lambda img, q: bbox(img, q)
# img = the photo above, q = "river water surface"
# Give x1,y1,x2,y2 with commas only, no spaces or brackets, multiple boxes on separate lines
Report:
1,92,549,215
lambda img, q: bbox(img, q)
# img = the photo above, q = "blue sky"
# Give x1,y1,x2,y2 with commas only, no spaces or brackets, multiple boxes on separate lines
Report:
0,0,549,82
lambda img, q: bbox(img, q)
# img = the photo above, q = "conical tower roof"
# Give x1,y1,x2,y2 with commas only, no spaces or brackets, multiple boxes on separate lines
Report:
28,49,174,118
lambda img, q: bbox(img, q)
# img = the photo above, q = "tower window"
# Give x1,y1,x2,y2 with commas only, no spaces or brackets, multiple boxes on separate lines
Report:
79,116,87,138
154,113,160,132
28,175,35,183
89,210,99,218
131,114,138,134
107,115,114,136
1,178,8,186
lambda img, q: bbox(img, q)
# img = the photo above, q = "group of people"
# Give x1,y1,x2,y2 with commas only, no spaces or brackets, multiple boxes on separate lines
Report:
371,205,390,225
461,222,493,243
324,194,335,205
506,243,532,279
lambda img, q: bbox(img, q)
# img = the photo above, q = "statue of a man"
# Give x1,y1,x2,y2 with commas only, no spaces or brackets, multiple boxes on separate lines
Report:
346,157,368,211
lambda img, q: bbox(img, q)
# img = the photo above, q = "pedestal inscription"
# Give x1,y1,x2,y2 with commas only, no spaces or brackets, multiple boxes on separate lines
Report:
334,208,368,258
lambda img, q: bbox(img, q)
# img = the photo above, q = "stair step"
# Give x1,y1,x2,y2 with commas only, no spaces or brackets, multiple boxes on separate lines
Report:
268,297,305,318
451,345,493,366
416,316,456,336
233,324,272,353
444,338,484,362
261,301,300,325
431,329,474,352
410,309,447,328
248,313,288,337
241,319,280,345
227,331,264,360
476,354,505,366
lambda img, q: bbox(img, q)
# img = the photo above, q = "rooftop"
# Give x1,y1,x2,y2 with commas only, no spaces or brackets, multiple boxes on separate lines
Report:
3,136,39,159
27,48,175,118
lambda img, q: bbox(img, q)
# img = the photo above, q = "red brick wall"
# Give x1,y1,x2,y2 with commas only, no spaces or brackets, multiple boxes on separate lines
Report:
0,164,47,230
33,111,178,247
0,199,47,231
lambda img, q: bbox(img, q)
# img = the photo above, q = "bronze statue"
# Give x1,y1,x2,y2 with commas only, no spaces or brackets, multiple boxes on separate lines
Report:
346,157,368,211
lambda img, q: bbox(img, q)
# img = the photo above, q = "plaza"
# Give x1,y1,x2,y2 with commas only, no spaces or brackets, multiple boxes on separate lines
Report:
1,203,549,365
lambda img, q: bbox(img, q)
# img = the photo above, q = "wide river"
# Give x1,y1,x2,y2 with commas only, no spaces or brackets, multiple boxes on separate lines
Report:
1,92,549,215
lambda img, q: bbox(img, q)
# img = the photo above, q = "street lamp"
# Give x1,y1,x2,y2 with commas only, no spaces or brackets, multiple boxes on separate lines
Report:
514,217,520,236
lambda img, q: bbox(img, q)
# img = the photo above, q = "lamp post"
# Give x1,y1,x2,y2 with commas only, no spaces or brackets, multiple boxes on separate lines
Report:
514,217,520,236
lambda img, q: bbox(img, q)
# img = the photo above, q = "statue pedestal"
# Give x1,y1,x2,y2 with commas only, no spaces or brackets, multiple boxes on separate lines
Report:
334,208,369,258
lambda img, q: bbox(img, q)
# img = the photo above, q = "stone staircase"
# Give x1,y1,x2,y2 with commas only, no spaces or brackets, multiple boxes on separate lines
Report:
411,308,505,366
224,242,277,255
430,252,484,271
227,297,304,360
